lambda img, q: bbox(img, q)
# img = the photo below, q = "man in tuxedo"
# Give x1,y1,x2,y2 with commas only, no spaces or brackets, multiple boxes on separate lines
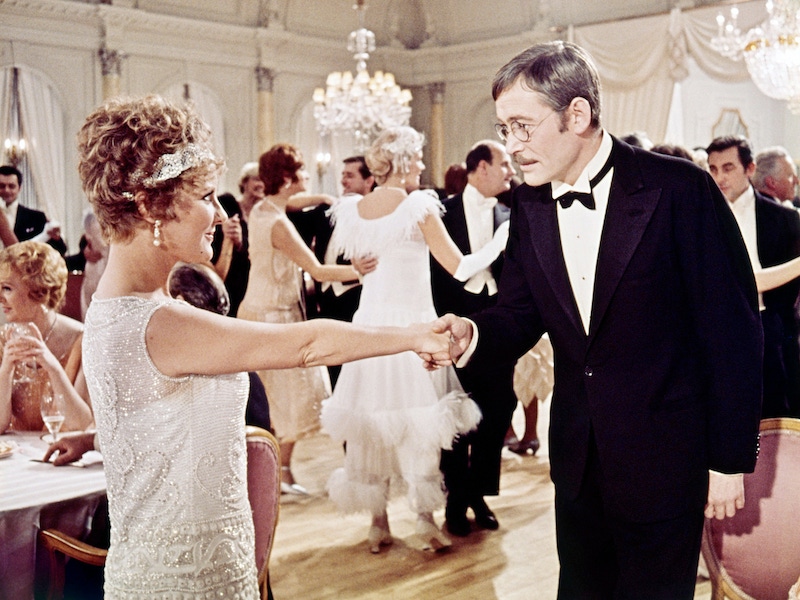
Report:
432,140,516,537
753,146,799,207
708,136,800,418
289,156,375,386
0,164,67,254
435,42,762,599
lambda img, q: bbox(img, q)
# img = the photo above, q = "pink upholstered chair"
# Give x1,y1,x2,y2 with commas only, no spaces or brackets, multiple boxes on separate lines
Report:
246,425,281,600
702,417,800,600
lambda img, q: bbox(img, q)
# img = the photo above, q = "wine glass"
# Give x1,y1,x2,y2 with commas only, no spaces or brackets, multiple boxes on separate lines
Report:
40,391,65,444
3,322,39,384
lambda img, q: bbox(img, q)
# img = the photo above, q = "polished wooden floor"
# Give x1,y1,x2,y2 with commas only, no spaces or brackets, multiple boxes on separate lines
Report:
270,400,713,600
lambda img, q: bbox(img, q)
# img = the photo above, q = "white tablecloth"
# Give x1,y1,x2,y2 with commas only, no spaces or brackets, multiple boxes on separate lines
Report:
0,431,106,600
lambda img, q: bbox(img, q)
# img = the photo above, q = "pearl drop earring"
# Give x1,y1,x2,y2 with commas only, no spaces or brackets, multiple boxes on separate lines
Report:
153,219,162,247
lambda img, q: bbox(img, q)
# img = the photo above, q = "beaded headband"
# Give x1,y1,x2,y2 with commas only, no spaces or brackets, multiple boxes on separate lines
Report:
381,127,425,175
131,143,215,188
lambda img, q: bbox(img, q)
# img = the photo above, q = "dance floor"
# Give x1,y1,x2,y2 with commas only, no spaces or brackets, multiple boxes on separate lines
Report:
270,399,713,599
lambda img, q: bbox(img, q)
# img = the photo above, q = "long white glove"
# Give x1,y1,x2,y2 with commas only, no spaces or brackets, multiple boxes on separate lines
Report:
453,220,510,282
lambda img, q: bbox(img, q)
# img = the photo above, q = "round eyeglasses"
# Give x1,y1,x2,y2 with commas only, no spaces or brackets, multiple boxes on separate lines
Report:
495,111,556,143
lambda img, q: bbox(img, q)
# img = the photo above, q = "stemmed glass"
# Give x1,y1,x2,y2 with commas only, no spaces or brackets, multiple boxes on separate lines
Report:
40,391,65,444
3,322,39,384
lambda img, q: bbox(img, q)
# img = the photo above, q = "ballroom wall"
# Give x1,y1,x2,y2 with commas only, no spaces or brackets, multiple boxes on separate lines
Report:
0,0,797,251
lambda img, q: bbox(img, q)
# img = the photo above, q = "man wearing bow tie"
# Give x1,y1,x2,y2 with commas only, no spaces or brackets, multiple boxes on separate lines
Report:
432,140,516,537
435,41,762,599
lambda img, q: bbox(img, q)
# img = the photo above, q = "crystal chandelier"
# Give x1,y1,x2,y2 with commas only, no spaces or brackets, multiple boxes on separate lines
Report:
711,0,800,113
312,0,412,151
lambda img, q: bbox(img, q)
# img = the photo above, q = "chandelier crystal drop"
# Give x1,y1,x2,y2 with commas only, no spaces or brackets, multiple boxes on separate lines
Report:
712,0,800,113
313,0,412,151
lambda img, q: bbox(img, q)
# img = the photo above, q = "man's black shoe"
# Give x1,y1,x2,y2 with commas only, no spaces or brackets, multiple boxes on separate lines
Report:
471,498,499,531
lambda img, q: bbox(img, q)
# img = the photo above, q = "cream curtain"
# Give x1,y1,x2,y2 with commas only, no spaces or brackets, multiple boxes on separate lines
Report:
571,1,764,143
17,69,66,226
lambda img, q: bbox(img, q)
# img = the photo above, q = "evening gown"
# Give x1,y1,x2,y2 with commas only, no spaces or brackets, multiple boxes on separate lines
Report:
83,297,258,598
321,190,482,515
2,329,83,432
238,200,331,443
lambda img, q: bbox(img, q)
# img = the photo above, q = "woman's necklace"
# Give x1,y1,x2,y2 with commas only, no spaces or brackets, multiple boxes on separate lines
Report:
376,185,407,194
264,198,286,213
42,311,58,344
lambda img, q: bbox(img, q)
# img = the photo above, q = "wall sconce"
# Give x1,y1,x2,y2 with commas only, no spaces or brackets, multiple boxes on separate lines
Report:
3,137,27,166
316,151,331,177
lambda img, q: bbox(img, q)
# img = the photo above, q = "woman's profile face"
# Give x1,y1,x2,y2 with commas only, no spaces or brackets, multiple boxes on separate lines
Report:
404,153,425,192
288,167,310,195
160,179,226,264
0,270,39,322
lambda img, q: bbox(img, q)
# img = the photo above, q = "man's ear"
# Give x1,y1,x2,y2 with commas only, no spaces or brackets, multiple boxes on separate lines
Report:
567,97,593,135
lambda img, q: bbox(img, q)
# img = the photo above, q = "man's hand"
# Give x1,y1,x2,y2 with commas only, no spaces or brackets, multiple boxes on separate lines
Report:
352,255,378,276
429,313,474,366
705,470,745,519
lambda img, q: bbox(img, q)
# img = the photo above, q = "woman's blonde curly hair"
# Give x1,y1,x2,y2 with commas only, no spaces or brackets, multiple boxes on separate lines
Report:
0,241,68,310
365,126,425,185
76,94,224,243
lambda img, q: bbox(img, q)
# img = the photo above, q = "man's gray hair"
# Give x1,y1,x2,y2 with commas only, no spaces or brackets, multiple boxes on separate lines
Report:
753,146,794,190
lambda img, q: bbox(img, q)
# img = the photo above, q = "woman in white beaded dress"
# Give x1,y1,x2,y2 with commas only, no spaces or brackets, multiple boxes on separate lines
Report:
320,126,510,553
76,95,451,598
238,143,364,495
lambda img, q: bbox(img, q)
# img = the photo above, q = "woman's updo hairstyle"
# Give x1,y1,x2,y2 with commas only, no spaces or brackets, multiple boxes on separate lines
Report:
365,126,425,186
76,94,223,243
259,144,304,195
0,241,68,310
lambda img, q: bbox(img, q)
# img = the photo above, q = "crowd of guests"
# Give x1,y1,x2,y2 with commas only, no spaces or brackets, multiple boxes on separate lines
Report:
4,38,800,600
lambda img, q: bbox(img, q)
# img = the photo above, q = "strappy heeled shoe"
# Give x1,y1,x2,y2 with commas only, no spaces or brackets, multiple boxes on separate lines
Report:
414,519,451,552
280,466,309,496
508,438,540,456
367,525,393,554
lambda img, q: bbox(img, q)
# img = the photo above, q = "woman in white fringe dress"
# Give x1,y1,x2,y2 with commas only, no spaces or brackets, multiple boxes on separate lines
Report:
321,126,510,553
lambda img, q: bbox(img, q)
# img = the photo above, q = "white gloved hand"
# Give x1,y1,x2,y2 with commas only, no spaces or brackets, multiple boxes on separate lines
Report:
453,221,510,282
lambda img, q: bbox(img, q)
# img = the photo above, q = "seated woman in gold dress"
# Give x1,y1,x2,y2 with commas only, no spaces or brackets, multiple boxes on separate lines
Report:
0,241,93,433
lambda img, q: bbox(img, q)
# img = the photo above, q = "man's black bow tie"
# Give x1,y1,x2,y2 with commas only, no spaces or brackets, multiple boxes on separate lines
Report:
553,152,614,210
557,190,595,210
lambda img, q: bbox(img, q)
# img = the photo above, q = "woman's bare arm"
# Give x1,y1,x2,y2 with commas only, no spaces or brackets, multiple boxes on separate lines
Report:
271,217,359,282
146,302,450,378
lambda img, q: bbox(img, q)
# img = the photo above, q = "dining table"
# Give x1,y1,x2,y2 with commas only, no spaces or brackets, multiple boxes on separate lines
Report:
0,430,106,600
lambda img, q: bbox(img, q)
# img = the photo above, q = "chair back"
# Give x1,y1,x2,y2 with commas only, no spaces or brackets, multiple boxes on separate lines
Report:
246,425,281,599
59,271,84,321
702,418,800,600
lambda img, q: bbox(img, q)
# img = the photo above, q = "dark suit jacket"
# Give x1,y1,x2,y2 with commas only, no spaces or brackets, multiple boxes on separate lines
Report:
211,193,250,316
755,190,800,320
431,193,510,317
288,202,361,322
14,204,67,255
469,138,763,523
754,190,800,415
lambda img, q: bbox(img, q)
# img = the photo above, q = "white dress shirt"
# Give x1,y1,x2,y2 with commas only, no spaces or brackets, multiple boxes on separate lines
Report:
461,183,499,295
726,185,764,309
554,131,614,334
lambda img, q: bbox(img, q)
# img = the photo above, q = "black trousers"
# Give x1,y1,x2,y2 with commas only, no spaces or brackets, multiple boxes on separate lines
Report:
440,361,516,506
554,433,704,600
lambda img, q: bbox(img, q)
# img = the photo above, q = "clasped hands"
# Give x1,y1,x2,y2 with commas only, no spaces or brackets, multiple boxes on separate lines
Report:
416,313,473,371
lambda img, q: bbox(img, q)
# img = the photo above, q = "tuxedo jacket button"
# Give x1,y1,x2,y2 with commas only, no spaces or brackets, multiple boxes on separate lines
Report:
584,366,593,377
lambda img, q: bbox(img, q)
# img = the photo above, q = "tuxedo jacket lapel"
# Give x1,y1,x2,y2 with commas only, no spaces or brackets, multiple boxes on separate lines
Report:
589,142,659,338
525,197,585,337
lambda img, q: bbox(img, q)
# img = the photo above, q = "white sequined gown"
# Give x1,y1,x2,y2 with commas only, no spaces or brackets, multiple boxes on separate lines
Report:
83,297,258,599
321,190,482,515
